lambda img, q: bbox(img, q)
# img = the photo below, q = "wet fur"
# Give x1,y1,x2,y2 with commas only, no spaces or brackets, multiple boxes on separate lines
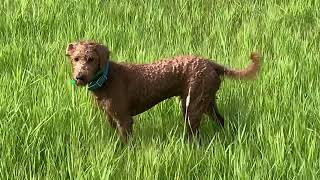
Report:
66,40,262,143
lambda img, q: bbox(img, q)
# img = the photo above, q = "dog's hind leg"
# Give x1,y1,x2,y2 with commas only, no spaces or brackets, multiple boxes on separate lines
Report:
206,98,225,127
183,88,208,139
180,96,187,120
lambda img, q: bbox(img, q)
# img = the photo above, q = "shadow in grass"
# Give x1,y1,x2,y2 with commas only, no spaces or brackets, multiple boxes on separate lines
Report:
132,98,187,143
130,98,226,147
89,88,254,149
196,89,254,147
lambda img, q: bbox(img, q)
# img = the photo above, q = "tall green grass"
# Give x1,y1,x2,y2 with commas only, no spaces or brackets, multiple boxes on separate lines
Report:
0,0,319,179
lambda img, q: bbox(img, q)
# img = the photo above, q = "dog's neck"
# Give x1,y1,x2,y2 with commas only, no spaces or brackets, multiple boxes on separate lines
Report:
87,61,110,91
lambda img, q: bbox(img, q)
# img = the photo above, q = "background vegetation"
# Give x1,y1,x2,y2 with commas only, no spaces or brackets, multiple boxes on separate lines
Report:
0,0,319,179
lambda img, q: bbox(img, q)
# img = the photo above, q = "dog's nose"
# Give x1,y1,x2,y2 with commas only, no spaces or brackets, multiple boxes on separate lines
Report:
76,73,85,81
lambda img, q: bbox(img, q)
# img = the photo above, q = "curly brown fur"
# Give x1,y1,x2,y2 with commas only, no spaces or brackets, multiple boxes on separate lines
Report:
65,40,262,143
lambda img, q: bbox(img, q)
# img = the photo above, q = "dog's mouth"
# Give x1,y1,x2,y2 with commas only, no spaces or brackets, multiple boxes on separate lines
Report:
73,76,88,86
76,79,87,86
73,68,104,88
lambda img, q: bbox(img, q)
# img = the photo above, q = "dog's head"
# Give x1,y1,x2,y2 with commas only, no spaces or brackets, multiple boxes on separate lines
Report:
65,41,110,86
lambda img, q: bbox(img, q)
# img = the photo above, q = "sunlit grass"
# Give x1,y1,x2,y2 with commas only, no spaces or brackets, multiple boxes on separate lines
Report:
0,0,319,179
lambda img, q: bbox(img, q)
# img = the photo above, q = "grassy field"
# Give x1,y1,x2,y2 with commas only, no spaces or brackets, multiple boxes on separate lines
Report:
1,0,319,179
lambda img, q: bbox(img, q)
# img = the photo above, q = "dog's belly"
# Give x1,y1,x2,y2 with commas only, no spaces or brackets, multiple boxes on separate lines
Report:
127,78,183,115
129,89,180,116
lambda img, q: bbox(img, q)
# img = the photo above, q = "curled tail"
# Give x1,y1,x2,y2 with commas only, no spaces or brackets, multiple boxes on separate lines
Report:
218,52,262,79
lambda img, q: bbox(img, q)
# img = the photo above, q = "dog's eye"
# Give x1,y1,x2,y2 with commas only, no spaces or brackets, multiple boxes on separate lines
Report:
88,57,94,62
74,58,79,62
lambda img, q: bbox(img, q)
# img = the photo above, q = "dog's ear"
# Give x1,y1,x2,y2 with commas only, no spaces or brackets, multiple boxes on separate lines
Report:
66,43,77,56
95,43,110,69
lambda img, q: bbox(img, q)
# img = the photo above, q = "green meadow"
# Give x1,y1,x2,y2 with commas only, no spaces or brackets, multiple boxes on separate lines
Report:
0,0,319,179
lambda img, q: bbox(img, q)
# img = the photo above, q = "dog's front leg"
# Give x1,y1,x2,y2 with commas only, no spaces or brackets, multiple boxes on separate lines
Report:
106,114,117,129
114,114,134,143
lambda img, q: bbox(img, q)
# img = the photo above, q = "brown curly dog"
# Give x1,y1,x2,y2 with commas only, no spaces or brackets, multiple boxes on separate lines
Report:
65,40,261,143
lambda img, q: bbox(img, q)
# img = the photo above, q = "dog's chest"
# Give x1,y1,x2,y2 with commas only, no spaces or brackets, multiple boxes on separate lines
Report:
96,97,112,113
